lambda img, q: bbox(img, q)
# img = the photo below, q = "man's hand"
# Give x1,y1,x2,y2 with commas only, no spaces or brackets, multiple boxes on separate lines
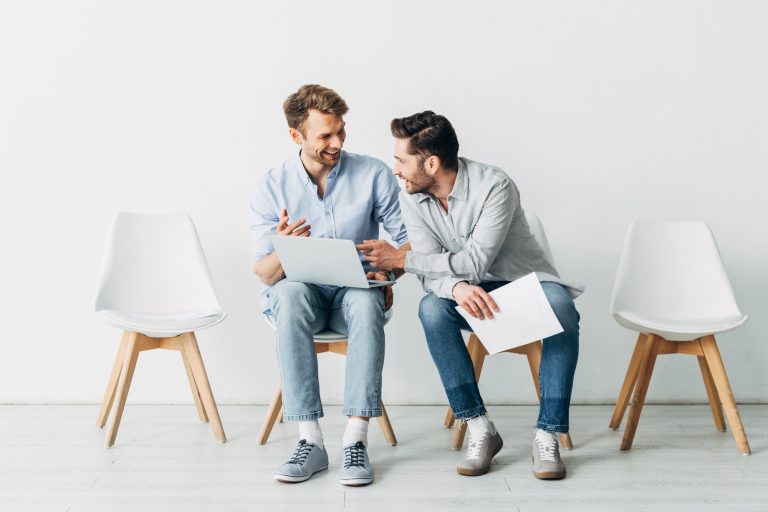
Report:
452,282,500,320
356,240,406,271
367,271,393,311
277,208,311,237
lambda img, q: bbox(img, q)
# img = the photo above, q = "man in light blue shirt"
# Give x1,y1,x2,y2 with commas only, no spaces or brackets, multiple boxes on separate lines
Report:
250,85,408,486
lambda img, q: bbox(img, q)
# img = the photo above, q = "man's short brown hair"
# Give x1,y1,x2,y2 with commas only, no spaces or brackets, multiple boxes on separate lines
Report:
283,84,349,133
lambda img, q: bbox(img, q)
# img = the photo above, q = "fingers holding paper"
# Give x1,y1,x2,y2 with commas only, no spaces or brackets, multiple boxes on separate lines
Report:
452,281,500,320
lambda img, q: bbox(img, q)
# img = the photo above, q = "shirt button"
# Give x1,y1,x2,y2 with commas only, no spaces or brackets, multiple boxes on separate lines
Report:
326,212,331,216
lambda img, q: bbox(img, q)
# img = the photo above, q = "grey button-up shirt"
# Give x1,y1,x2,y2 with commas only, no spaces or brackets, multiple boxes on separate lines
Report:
401,157,584,299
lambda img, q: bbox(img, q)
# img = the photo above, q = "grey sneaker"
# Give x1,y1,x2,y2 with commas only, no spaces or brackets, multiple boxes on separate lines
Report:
457,423,503,476
339,441,373,486
274,439,329,483
531,429,566,480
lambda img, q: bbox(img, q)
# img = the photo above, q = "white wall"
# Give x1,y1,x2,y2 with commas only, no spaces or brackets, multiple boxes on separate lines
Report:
1,0,766,405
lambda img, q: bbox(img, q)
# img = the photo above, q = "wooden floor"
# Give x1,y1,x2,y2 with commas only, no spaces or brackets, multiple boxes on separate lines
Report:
2,404,767,511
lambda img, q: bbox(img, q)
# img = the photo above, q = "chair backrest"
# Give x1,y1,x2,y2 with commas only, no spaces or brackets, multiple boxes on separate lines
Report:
609,220,742,320
94,212,223,314
524,211,556,269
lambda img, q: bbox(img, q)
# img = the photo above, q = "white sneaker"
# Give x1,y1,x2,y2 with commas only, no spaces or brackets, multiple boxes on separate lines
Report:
531,429,565,479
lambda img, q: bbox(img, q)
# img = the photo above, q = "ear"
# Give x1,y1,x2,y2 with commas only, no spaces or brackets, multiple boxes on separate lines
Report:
289,127,304,146
425,155,441,176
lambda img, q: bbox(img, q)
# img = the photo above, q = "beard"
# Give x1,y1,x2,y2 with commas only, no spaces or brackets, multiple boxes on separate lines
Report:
405,165,435,194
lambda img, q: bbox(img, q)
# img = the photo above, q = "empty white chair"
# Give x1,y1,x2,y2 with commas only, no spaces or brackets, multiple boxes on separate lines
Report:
95,212,227,447
257,308,397,446
608,220,750,454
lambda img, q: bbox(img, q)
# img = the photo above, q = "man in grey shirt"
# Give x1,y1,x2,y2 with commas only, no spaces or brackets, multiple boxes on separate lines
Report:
357,111,581,480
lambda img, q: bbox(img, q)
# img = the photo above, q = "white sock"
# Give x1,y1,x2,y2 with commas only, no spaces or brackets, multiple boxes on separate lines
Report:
467,414,496,438
298,420,324,447
535,428,556,444
343,418,369,447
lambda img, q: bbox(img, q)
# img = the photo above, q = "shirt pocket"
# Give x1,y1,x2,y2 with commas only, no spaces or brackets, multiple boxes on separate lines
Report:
334,201,373,239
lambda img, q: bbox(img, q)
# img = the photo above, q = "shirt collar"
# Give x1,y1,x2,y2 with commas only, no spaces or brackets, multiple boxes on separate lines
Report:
448,158,468,201
293,150,344,186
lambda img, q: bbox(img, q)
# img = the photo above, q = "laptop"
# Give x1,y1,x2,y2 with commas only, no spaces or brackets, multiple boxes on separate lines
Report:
270,236,395,288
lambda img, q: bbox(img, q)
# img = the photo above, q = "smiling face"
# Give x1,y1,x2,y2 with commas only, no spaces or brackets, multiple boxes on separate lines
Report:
291,109,346,168
392,137,435,194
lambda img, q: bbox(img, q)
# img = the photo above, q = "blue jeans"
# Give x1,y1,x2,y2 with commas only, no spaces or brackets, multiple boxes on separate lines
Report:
268,280,386,420
418,281,579,433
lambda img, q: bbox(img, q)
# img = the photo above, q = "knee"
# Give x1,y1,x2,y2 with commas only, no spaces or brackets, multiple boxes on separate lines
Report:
418,293,454,327
544,284,580,332
343,288,384,320
270,281,315,317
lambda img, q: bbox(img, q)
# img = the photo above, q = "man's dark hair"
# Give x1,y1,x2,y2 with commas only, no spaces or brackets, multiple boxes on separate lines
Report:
390,111,459,171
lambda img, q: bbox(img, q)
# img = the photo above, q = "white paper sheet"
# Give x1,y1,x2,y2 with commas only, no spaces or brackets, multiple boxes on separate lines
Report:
455,273,564,354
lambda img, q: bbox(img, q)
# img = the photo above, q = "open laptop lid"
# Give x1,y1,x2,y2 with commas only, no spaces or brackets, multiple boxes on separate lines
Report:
270,236,391,288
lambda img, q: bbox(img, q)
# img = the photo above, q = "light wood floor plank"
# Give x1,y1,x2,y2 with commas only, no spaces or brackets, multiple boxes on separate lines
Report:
0,405,766,511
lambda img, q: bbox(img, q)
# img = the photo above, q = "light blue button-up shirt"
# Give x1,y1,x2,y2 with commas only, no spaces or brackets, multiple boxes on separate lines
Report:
250,150,409,314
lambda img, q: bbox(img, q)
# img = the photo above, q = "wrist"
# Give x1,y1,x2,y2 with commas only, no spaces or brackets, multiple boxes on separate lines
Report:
399,249,407,270
451,280,468,298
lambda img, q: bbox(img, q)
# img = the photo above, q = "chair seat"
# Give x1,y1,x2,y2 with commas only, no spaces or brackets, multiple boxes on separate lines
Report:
98,309,226,337
613,311,748,341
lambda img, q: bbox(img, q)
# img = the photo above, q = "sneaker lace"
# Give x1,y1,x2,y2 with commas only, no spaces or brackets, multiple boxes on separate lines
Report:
343,441,367,468
466,431,489,459
287,439,313,465
536,434,558,462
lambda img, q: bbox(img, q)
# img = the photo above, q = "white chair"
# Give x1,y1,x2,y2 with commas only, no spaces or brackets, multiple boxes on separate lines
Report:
443,212,574,450
257,308,397,446
95,212,227,447
608,220,750,454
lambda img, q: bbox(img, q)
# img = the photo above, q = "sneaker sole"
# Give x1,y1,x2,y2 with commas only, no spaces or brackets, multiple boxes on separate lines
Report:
457,438,504,476
274,464,329,483
532,469,566,480
338,476,373,486
531,457,566,480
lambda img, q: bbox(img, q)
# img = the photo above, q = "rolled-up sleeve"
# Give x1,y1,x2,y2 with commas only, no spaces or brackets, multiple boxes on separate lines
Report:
373,165,409,247
249,181,279,263
404,180,518,297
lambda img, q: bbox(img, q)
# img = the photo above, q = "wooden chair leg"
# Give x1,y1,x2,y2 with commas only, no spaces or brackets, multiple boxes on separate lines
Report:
257,385,283,445
444,408,455,428
700,336,750,455
182,349,208,423
181,333,226,443
278,407,284,423
453,420,468,451
560,433,574,450
104,332,141,447
609,334,647,430
377,404,398,446
523,340,543,400
697,354,726,432
97,331,130,428
620,334,659,452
